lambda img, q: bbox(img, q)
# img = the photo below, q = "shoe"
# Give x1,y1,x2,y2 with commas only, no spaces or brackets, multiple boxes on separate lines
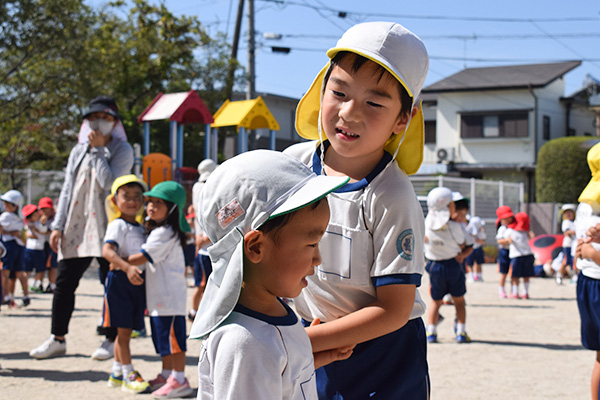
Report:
91,338,114,360
499,291,507,299
556,276,563,285
520,293,529,299
44,285,55,294
456,332,471,343
9,300,18,308
30,336,66,359
426,332,437,343
107,372,124,388
508,293,519,299
152,375,194,398
122,370,150,394
21,297,31,307
187,311,196,322
130,328,147,338
1,297,10,305
436,313,445,326
30,285,44,294
149,374,168,392
570,275,579,284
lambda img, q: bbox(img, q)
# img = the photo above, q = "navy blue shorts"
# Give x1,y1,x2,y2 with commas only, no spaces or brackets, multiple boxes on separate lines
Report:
102,270,146,330
498,248,510,274
184,243,195,266
1,240,24,278
303,318,429,399
427,259,467,300
562,247,573,268
150,315,187,356
466,247,484,267
44,242,57,269
24,248,47,273
510,255,534,278
576,273,600,351
193,253,212,287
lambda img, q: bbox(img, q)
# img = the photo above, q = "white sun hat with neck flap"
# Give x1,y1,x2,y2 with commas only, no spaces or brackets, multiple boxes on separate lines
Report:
295,21,429,175
189,150,348,339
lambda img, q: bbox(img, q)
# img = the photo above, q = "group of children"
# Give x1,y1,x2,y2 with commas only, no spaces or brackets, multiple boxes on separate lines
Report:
0,190,57,309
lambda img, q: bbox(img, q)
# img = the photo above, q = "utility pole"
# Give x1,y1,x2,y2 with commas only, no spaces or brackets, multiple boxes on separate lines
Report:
225,0,244,101
246,0,255,100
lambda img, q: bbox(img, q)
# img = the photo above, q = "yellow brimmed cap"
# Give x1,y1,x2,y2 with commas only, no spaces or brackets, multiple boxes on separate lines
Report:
578,142,600,205
295,22,429,175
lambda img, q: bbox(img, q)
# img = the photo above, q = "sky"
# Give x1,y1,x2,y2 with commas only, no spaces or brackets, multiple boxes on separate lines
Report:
94,0,600,100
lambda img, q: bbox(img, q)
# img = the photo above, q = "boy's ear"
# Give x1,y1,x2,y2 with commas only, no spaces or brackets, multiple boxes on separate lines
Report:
110,194,118,206
243,230,265,263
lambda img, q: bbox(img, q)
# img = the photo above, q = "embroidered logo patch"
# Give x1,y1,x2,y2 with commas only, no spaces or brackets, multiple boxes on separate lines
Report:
397,229,414,261
216,199,245,229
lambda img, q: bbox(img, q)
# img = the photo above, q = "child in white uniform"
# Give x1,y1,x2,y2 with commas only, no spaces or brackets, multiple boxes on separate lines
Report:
496,206,515,298
22,204,48,298
284,21,430,398
0,190,27,307
558,203,577,284
506,212,535,299
189,150,351,399
466,216,486,282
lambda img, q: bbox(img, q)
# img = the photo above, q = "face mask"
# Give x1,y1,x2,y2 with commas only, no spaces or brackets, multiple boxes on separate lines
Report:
89,119,114,135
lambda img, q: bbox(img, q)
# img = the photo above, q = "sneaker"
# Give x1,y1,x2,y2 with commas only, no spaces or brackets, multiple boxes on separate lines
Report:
570,275,579,284
122,370,150,394
556,276,563,285
456,332,471,344
30,336,66,359
149,374,168,392
131,328,147,338
1,297,10,305
499,291,507,299
21,297,31,307
520,293,530,299
44,285,55,294
30,285,44,294
91,338,114,360
107,372,124,388
426,332,437,343
508,293,520,299
8,300,18,308
152,375,194,398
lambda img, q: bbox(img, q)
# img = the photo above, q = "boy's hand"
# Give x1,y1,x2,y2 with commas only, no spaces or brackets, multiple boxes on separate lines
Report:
40,215,48,224
586,223,600,243
125,265,144,286
310,319,354,369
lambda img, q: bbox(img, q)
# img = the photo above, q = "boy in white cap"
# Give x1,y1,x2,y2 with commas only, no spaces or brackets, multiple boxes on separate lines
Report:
189,150,353,399
284,21,430,397
0,189,27,307
424,187,473,344
558,203,577,284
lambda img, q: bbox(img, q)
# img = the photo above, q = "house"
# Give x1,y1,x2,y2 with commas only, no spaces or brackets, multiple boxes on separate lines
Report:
419,60,598,200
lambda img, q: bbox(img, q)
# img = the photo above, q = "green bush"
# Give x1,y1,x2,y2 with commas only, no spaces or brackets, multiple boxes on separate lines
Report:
536,137,599,203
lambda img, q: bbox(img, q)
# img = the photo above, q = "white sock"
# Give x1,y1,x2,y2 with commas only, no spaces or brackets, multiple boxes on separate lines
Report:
499,286,506,295
524,281,530,294
50,283,56,290
172,370,185,384
512,285,519,295
112,361,122,376
189,309,197,317
161,369,172,379
456,322,466,334
122,363,134,378
33,279,42,287
426,324,436,334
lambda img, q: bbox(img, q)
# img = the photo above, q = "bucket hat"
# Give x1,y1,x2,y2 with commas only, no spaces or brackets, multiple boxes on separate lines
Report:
197,159,217,182
295,21,429,175
22,204,38,218
1,189,24,209
83,96,120,120
425,187,453,230
189,150,348,339
513,212,530,232
495,205,514,225
144,181,190,232
560,203,577,214
38,197,54,209
106,175,148,223
579,142,600,206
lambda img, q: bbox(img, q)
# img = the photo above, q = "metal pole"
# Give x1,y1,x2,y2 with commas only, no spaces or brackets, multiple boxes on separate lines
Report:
170,121,177,175
177,124,184,168
143,122,150,155
204,124,211,160
225,0,244,100
270,130,276,150
246,0,255,100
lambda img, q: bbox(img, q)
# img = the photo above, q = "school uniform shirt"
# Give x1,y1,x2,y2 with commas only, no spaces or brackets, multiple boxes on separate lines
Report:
562,219,576,248
25,221,48,250
104,218,146,261
425,220,468,261
284,141,426,322
141,225,187,316
573,203,600,280
496,225,510,249
198,300,317,400
507,229,533,259
466,225,486,250
0,212,24,246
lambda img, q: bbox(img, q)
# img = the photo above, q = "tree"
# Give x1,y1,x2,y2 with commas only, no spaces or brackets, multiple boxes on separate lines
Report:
536,137,598,203
0,0,244,187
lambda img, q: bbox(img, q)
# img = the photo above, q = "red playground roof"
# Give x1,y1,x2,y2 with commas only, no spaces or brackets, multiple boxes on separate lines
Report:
137,90,214,124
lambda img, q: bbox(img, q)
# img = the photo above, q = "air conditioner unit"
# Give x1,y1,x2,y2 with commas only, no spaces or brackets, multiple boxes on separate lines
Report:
436,147,455,163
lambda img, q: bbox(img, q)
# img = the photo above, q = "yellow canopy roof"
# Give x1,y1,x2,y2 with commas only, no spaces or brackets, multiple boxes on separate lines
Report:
211,96,280,131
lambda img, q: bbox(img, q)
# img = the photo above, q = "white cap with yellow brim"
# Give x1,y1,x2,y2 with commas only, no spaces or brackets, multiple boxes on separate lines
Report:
295,21,429,175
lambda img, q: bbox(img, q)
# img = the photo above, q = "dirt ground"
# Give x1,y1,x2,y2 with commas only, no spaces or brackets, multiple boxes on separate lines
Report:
0,263,592,399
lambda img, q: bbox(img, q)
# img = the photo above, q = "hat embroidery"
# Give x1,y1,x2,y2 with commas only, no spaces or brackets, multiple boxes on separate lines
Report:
217,199,245,229
397,229,414,261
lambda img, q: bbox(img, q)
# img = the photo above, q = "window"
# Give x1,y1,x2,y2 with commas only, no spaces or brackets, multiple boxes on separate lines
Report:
460,111,529,139
543,115,550,141
424,120,436,144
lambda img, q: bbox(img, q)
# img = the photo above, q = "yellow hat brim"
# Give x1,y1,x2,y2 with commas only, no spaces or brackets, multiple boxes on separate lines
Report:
295,63,424,176
578,177,600,205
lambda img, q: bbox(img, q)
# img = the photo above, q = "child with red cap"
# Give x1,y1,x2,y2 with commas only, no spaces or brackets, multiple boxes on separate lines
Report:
506,212,535,299
22,204,49,299
38,197,57,293
496,206,515,298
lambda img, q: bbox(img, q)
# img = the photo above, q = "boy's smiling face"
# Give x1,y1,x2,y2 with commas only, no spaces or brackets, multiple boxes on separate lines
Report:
114,184,144,222
321,55,410,173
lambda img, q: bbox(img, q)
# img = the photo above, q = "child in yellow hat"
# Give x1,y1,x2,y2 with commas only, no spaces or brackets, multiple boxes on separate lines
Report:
284,21,430,398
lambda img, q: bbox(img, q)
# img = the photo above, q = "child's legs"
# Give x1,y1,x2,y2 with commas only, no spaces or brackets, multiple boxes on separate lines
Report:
452,296,466,324
1,269,9,297
162,352,186,372
151,315,187,372
592,351,600,400
48,266,57,284
427,299,443,326
16,271,28,296
115,328,133,365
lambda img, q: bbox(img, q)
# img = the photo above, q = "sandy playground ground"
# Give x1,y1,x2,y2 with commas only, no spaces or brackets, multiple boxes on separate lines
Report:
0,263,593,399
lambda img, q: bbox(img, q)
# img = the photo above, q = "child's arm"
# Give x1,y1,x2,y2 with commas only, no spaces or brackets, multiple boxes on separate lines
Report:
310,318,354,368
586,223,600,243
455,244,473,263
305,284,416,353
125,252,149,266
102,243,143,286
575,239,600,265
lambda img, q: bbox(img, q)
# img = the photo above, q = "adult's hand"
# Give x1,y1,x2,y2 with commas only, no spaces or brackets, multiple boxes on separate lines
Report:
50,230,62,253
88,129,105,148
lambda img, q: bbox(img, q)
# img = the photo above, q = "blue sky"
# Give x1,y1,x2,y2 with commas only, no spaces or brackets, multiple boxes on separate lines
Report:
98,0,600,99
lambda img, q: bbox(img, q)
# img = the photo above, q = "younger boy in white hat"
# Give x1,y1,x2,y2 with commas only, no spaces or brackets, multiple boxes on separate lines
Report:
189,150,352,399
284,21,430,398
424,187,473,344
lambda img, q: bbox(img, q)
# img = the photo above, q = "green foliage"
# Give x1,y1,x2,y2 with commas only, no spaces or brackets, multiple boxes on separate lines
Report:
0,0,244,188
536,136,598,203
